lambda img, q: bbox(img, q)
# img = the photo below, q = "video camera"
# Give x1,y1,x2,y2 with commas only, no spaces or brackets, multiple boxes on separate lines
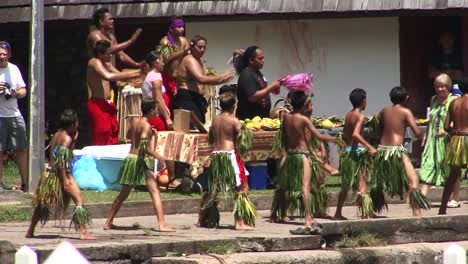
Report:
0,82,14,100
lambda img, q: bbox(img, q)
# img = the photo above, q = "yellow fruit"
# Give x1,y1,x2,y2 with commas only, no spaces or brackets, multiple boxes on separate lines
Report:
321,119,334,129
246,123,256,130
252,116,261,123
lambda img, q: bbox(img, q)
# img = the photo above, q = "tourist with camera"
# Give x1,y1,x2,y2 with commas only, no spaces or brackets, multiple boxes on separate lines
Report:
0,41,28,191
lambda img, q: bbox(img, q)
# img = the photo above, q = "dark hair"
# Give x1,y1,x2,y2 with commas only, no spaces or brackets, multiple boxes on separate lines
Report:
458,77,468,94
190,35,207,46
219,92,237,111
92,8,110,27
93,40,111,57
145,50,161,65
59,109,78,129
349,88,367,108
218,84,236,95
389,86,408,104
234,45,259,74
289,91,307,110
141,97,157,115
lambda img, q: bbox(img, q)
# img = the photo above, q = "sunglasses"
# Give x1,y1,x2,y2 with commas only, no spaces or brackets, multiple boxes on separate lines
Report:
0,42,10,49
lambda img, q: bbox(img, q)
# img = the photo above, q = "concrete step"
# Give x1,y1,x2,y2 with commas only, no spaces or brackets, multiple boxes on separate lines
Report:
6,186,468,219
151,241,468,264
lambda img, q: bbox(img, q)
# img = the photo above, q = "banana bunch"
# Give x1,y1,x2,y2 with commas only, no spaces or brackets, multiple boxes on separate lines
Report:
260,118,281,131
312,116,344,129
241,116,281,131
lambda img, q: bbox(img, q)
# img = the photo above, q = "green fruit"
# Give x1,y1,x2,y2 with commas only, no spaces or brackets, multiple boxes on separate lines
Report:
244,118,251,123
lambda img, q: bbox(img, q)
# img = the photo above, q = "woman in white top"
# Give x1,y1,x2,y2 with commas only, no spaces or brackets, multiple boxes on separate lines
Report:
142,50,173,130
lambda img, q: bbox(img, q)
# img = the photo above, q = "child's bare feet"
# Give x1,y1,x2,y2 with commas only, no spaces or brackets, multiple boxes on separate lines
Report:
103,223,116,230
80,233,96,240
235,220,255,230
332,215,348,221
158,225,176,232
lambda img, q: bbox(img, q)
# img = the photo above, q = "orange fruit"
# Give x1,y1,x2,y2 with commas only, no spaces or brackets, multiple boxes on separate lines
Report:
157,168,170,186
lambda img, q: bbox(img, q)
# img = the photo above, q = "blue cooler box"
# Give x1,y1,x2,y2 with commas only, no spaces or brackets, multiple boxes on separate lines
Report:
245,162,269,190
74,144,131,190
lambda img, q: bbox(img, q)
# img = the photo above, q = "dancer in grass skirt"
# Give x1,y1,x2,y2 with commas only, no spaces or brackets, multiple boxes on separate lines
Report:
26,109,95,240
439,80,468,214
333,89,377,220
198,92,256,230
269,91,342,233
103,98,174,232
374,87,430,216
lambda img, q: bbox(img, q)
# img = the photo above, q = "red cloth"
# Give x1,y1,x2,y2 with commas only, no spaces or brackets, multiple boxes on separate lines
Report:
235,151,248,184
87,97,118,145
148,116,167,131
161,72,176,116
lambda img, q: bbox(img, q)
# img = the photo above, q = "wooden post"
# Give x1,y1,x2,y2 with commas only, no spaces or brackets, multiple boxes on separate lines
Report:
28,0,45,192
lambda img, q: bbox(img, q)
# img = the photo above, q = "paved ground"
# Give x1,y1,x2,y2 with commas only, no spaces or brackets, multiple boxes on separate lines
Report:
1,201,467,249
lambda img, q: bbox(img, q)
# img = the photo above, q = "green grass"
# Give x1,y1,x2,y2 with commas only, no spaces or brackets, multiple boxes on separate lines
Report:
3,161,468,204
202,241,241,254
333,232,387,248
0,205,31,222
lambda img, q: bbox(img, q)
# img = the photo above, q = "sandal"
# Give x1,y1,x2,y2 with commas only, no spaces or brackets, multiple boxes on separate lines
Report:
289,227,311,235
447,200,461,208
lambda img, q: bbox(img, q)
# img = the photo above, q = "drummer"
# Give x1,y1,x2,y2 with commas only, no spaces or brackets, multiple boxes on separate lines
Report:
234,46,281,120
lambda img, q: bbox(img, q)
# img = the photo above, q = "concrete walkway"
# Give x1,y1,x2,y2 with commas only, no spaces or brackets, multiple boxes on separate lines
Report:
1,201,467,263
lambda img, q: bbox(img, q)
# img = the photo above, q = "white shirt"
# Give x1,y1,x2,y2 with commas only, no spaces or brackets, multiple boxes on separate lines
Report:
0,62,26,117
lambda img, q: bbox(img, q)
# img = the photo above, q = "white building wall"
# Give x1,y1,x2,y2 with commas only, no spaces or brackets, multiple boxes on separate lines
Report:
187,17,400,117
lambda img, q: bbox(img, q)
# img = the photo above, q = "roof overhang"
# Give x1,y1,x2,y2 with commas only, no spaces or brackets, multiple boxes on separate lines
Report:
1,0,468,23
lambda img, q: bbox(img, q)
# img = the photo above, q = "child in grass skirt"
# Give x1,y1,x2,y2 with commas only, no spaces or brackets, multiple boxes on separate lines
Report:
333,89,377,220
439,80,468,214
374,87,430,216
269,91,342,233
103,98,175,232
26,109,95,240
198,92,256,230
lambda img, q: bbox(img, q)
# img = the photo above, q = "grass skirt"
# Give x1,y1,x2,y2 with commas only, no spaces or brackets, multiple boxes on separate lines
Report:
373,146,408,199
117,154,147,187
270,150,325,221
356,193,374,218
444,134,468,166
70,205,92,230
198,152,237,228
339,147,373,192
32,146,75,225
32,168,71,225
233,192,257,226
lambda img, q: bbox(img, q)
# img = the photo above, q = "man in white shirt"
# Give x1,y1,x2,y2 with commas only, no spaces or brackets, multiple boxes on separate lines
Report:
0,41,28,191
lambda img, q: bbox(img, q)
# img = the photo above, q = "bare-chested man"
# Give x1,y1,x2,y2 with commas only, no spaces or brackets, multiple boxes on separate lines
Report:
439,81,468,214
270,91,340,234
173,35,234,124
159,16,190,76
198,92,256,230
375,86,430,217
104,97,175,232
87,40,140,145
87,7,142,68
333,88,377,220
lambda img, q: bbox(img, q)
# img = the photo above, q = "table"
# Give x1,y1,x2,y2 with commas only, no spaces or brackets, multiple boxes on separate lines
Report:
154,131,279,168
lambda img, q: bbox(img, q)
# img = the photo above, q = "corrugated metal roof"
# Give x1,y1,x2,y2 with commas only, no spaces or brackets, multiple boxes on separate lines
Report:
1,0,468,23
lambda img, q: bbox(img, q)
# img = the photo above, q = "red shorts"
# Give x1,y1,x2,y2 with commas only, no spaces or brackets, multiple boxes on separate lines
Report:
87,98,118,145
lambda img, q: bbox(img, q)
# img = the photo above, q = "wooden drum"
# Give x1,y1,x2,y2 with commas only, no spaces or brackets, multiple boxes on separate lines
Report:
118,85,142,142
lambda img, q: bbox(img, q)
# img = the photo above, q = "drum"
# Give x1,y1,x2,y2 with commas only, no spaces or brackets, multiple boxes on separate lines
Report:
118,85,142,142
